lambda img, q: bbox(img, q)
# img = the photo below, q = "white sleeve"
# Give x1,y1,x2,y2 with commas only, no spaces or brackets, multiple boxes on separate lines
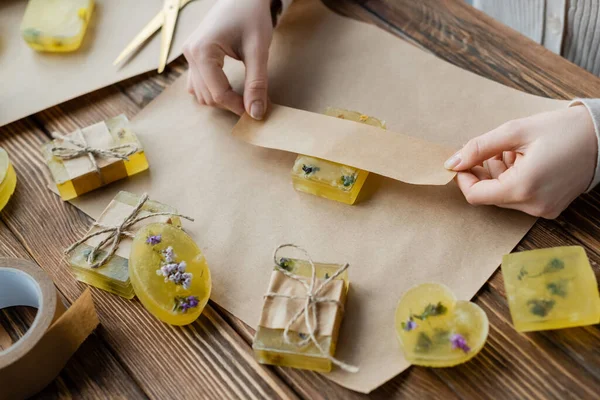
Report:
569,98,600,192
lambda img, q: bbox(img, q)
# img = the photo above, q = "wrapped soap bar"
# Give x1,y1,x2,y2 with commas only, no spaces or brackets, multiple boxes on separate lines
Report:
253,245,356,373
0,148,17,212
502,246,600,332
395,283,488,367
21,0,95,52
41,115,148,200
291,107,386,205
129,223,211,325
67,191,182,299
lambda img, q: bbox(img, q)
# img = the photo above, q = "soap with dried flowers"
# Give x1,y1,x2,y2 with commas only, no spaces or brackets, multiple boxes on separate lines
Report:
21,0,95,52
0,148,17,212
502,246,600,332
41,115,148,201
253,257,349,372
68,191,181,299
129,223,211,325
291,107,386,205
395,283,489,367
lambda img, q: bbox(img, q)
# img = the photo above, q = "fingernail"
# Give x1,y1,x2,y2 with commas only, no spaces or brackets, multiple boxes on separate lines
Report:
444,151,461,170
250,101,265,120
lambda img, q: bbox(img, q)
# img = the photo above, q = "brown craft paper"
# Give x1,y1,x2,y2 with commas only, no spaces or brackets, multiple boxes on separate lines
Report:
0,258,99,400
233,105,456,185
60,121,120,180
0,0,218,127
61,0,568,392
259,270,344,336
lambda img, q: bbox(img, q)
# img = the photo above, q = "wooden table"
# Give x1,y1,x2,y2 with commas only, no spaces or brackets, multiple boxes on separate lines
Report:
2,1,600,398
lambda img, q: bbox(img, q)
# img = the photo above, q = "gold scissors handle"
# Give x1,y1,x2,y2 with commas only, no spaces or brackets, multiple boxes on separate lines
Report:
113,0,194,72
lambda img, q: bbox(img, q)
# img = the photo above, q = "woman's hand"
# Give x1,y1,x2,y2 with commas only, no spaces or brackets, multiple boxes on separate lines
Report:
445,105,598,218
183,0,273,119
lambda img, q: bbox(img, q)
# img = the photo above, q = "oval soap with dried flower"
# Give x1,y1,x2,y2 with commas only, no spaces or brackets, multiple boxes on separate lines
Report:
0,147,17,212
130,223,211,325
395,283,488,367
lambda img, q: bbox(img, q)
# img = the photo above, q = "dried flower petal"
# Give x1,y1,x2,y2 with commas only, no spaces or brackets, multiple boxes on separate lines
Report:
146,234,162,245
450,333,470,353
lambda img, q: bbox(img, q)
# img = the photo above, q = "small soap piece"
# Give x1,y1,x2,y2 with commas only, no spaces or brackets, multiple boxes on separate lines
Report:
502,246,600,332
68,191,181,299
129,223,211,325
253,257,349,372
291,107,386,205
395,283,489,367
21,0,94,52
41,115,148,201
0,148,17,212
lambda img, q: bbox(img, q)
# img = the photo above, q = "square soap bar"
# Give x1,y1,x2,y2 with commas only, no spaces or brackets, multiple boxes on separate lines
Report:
291,107,386,205
253,258,349,372
0,148,17,212
502,246,600,332
42,115,148,201
68,191,181,299
21,0,95,52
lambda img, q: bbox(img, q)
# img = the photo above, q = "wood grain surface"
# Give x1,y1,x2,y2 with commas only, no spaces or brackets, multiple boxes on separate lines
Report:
1,1,600,399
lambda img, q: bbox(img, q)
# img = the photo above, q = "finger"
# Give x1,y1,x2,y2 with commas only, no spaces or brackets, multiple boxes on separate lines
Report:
503,151,517,167
486,159,508,179
456,171,515,205
190,69,208,105
445,120,525,171
198,46,245,115
242,41,269,120
471,165,491,181
186,72,194,95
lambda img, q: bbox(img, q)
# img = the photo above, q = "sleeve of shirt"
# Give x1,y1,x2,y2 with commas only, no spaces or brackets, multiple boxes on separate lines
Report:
271,0,294,27
569,98,600,192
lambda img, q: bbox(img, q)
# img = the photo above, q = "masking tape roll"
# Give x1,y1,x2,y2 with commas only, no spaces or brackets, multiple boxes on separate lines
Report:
0,258,99,400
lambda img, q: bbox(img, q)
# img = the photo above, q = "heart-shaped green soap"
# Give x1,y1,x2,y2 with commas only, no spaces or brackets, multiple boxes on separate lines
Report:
395,283,489,367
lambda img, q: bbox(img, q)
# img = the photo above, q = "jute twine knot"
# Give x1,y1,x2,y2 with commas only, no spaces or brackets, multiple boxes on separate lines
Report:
65,193,194,269
265,244,358,373
51,128,139,177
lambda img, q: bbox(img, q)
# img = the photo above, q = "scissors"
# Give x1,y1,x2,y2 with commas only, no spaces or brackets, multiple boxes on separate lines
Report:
113,0,194,73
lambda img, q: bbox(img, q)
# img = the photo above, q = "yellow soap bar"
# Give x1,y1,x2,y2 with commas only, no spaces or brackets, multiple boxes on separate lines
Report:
21,0,94,52
0,148,17,212
68,191,181,299
395,283,488,367
291,107,386,205
253,258,349,372
129,223,211,325
41,115,149,201
502,246,600,332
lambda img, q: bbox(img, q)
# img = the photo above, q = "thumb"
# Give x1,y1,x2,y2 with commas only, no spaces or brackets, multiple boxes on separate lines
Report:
243,44,269,120
445,121,525,171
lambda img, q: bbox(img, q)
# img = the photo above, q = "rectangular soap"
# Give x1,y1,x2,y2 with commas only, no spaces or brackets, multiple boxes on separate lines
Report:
69,191,181,299
41,115,148,201
291,107,386,205
253,258,349,372
21,0,95,52
502,246,600,332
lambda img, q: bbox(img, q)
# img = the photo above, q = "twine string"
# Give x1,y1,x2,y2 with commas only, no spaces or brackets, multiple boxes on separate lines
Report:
65,193,194,269
51,128,139,177
264,244,358,373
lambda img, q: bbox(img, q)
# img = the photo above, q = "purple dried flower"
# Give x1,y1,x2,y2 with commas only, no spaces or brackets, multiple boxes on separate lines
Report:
163,246,176,263
450,333,470,353
146,234,162,245
403,319,417,332
173,295,200,313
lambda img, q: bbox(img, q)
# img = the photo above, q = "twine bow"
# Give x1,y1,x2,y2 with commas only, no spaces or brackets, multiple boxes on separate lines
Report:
264,244,358,373
51,128,139,177
65,193,194,269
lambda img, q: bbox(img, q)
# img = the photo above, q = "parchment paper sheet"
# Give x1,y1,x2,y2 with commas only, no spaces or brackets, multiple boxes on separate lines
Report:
233,105,457,185
62,0,567,392
0,0,217,127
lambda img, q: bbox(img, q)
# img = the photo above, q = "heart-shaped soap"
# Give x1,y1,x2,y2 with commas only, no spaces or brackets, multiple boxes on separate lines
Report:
395,283,489,367
130,222,211,326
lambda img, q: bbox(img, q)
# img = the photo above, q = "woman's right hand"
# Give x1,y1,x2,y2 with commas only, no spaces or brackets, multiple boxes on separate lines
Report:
183,0,274,119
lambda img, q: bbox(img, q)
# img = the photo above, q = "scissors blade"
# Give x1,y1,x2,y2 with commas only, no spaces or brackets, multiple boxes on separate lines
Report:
158,0,181,73
113,0,195,67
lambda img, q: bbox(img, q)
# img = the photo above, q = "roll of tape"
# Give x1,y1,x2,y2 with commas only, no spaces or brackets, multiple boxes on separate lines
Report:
0,258,99,400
